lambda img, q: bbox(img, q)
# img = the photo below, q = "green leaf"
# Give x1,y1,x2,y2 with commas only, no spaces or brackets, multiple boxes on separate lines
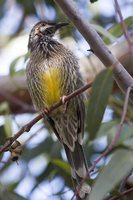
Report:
0,184,26,200
7,182,20,191
4,115,12,137
108,123,133,146
9,52,28,77
0,102,9,114
23,137,61,161
87,69,113,140
9,56,22,77
23,137,54,161
103,16,133,44
52,159,70,175
97,120,119,139
24,51,30,61
90,149,133,200
97,120,133,144
92,24,116,44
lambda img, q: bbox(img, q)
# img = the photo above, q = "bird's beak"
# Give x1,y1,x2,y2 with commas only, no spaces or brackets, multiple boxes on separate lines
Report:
55,22,69,30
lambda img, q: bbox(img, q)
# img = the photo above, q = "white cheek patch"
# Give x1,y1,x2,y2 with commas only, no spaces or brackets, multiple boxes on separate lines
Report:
34,35,39,40
40,25,52,32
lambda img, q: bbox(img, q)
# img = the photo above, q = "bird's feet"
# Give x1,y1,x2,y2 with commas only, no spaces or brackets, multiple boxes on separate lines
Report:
41,108,49,118
60,95,68,113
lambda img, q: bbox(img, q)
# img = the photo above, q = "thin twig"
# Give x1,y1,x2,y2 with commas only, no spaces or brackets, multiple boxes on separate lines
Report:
71,86,132,200
0,81,92,154
54,0,133,101
108,187,133,200
88,86,132,173
114,0,133,54
120,169,133,192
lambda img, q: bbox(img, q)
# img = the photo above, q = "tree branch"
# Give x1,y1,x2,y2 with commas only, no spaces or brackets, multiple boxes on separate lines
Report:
0,81,92,153
114,0,133,52
54,0,133,100
71,86,132,200
0,37,133,115
0,75,33,114
108,187,133,200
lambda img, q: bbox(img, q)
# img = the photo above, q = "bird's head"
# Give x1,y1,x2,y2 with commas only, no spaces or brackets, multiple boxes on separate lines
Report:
28,21,69,51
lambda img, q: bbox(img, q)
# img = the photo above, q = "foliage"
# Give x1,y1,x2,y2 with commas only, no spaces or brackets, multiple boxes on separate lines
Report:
87,68,113,139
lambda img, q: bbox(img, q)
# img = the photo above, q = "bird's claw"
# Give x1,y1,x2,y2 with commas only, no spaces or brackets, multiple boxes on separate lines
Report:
60,95,68,113
41,108,49,118
60,95,67,104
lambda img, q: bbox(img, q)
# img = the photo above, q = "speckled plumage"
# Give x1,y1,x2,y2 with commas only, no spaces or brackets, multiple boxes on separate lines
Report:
26,21,90,199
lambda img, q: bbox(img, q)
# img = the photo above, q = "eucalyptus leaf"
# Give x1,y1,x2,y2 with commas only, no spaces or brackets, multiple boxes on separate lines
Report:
90,149,133,200
23,137,61,161
9,56,22,77
97,120,133,147
87,69,113,140
24,51,30,61
0,102,9,113
52,159,70,175
92,24,116,44
23,137,55,161
0,184,26,200
107,123,133,146
97,120,119,138
4,115,12,137
103,16,133,44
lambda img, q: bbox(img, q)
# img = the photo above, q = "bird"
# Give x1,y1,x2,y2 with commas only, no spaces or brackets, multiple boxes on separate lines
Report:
26,21,91,199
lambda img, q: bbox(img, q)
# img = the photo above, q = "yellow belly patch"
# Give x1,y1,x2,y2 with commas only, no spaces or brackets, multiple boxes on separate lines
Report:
39,67,61,108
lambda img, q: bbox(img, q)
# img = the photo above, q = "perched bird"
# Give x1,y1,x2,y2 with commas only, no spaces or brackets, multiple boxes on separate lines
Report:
26,21,91,199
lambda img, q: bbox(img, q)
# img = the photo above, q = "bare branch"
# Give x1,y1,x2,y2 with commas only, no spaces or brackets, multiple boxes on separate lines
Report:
0,37,133,115
71,86,132,200
0,75,33,114
0,81,92,154
114,0,133,53
88,86,132,173
0,90,34,113
108,187,133,200
54,0,133,100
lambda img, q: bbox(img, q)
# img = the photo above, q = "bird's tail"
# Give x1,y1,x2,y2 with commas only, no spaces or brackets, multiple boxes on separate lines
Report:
64,142,91,200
